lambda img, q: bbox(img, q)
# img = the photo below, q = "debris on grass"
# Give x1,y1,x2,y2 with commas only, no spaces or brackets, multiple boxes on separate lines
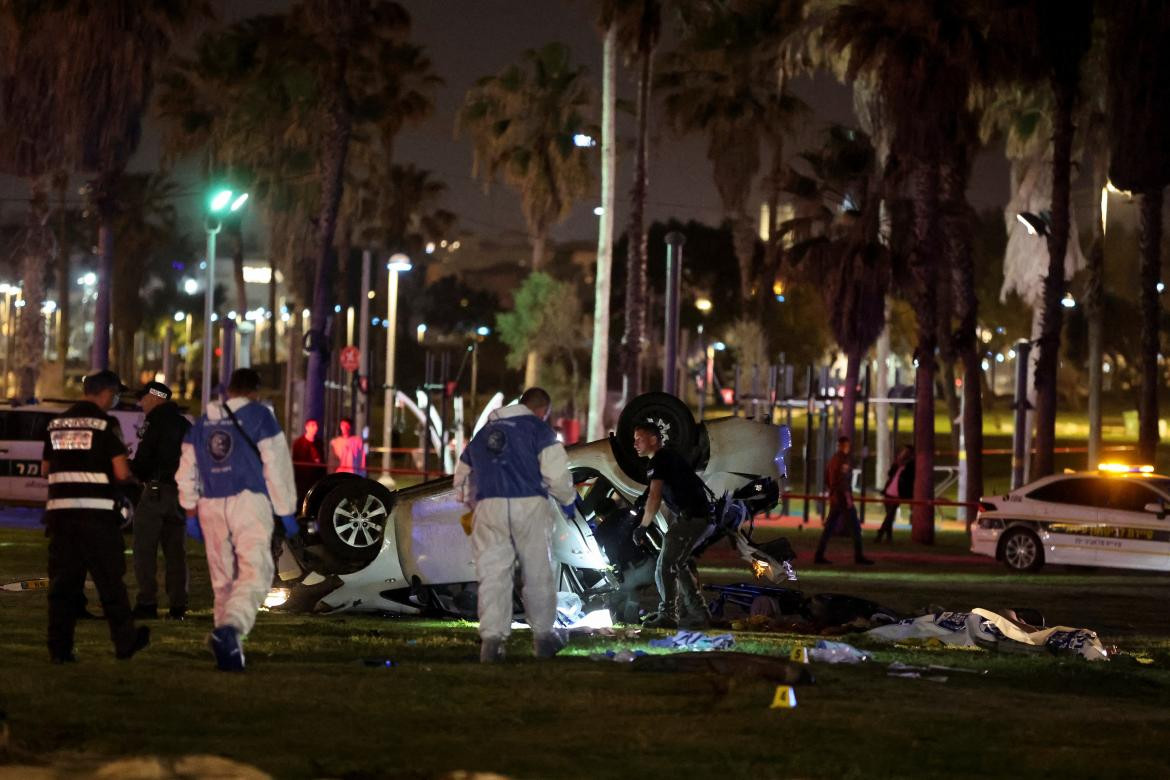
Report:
589,649,647,663
647,631,736,651
807,640,869,664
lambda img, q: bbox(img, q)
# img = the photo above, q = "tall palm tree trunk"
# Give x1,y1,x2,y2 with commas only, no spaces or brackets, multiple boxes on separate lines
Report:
91,196,115,371
587,24,617,440
231,221,248,319
621,44,652,402
17,181,50,399
1032,86,1075,478
732,213,756,307
840,349,861,442
54,174,70,368
305,56,353,427
910,161,940,545
525,231,548,387
1137,186,1164,462
1085,167,1107,469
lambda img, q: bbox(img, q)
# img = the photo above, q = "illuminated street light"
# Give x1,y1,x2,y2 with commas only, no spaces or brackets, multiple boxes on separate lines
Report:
173,311,186,323
573,133,596,148
713,341,726,351
79,272,97,287
1061,293,1076,309
183,278,198,295
476,325,491,337
695,297,713,314
202,186,249,404
383,255,413,476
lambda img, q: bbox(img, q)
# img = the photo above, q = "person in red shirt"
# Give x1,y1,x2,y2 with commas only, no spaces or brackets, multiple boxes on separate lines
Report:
291,419,324,505
814,436,874,565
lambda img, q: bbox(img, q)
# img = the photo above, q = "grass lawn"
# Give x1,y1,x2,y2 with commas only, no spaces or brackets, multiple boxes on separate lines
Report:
1,525,1169,779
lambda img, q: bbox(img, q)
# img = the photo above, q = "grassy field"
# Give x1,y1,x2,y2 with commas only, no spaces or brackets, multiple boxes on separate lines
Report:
1,525,1169,779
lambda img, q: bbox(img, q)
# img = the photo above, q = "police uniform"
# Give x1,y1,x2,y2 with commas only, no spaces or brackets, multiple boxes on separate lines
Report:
43,400,143,661
452,402,576,661
176,397,296,642
131,388,192,618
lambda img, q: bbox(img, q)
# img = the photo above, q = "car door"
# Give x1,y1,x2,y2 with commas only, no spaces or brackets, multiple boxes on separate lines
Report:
1026,477,1108,565
1099,480,1170,572
0,411,53,505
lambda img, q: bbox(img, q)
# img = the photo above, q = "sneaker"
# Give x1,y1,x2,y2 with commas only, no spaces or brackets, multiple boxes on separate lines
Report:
132,604,159,620
855,557,875,566
534,630,568,659
115,626,151,660
167,607,187,621
642,612,678,630
480,638,506,664
209,626,245,671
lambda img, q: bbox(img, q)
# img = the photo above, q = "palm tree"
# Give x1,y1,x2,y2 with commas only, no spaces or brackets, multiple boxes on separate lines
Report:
596,0,662,401
657,0,807,309
458,42,596,385
811,0,997,544
782,126,890,442
1105,0,1170,464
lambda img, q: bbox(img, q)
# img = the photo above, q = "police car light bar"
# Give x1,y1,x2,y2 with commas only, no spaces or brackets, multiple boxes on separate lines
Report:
1098,462,1155,474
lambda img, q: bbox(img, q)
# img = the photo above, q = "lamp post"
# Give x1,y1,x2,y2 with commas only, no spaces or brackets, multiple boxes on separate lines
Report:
201,188,248,406
381,253,412,480
662,232,684,396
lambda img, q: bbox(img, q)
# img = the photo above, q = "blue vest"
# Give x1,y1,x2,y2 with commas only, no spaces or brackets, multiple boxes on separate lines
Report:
461,412,556,500
184,402,282,499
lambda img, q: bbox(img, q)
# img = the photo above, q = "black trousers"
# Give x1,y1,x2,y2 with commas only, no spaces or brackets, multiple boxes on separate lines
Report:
47,511,137,659
133,483,188,610
815,505,865,561
876,500,899,541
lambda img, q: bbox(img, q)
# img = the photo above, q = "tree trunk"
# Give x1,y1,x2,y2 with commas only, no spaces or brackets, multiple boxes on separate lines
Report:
1137,186,1164,462
92,210,114,372
840,348,861,442
525,231,547,388
732,212,756,308
268,251,278,386
304,47,353,427
16,181,50,399
909,161,940,545
620,44,652,403
587,24,617,441
1085,168,1107,469
1031,84,1075,478
55,177,70,367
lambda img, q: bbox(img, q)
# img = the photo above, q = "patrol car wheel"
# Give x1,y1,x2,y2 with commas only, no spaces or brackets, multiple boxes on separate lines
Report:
316,480,395,563
1000,528,1043,573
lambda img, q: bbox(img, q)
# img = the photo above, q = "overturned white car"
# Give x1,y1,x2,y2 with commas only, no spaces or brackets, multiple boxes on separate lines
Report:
274,393,793,620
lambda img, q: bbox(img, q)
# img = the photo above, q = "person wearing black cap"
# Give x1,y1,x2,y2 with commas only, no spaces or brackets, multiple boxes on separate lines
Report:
130,381,192,620
40,370,149,663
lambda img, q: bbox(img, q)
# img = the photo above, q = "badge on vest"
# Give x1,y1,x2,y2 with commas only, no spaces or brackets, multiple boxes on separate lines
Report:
50,430,93,450
208,430,233,462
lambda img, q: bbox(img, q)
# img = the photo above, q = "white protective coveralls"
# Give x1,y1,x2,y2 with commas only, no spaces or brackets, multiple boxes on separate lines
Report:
176,398,296,635
453,403,575,643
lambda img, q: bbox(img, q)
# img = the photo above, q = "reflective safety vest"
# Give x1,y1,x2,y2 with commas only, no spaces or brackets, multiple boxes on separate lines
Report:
41,401,127,513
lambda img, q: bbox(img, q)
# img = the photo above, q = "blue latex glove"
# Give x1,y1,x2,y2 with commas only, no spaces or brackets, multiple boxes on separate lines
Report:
280,514,299,538
185,515,203,542
560,503,576,521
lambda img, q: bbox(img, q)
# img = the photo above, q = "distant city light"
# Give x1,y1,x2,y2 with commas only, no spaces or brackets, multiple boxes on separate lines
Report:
995,353,1005,363
451,240,461,250
775,294,786,303
372,317,381,326
41,300,57,314
1008,349,1016,359
476,326,491,337
1158,282,1166,294
713,341,726,351
981,359,990,371
573,133,597,148
302,308,310,319
417,323,427,342
388,253,412,272
173,312,186,322
242,266,272,284
183,278,198,295
211,313,219,322
79,272,97,287
593,206,604,216
333,304,342,313
1061,293,1076,309
425,242,436,254
367,290,376,299
695,298,713,314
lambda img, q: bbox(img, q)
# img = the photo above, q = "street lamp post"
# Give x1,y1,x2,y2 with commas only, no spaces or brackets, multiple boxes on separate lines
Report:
201,189,248,407
663,232,685,396
381,254,412,481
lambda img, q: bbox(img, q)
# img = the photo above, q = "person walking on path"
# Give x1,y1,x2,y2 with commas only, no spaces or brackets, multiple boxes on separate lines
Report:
814,436,874,565
130,381,192,620
41,370,150,663
875,445,915,543
632,422,714,630
177,368,297,671
453,387,576,663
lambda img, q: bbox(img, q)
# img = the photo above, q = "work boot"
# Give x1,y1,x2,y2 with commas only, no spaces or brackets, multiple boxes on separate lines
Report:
642,612,678,630
208,626,245,671
132,604,159,620
680,602,710,630
534,630,568,659
115,626,151,660
480,638,506,664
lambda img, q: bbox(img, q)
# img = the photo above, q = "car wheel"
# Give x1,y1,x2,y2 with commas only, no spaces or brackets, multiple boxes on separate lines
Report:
316,479,395,563
612,392,700,482
1000,528,1043,573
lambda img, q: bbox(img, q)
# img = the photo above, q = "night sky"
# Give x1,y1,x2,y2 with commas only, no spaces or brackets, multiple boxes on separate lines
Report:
0,0,1013,250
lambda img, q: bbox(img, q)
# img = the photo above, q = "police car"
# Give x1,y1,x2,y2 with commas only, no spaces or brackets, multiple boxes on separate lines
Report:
971,464,1170,572
0,400,146,506
275,392,794,616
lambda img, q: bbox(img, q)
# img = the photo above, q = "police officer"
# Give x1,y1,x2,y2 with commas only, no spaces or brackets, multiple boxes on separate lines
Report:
177,368,296,671
452,387,576,663
632,421,713,630
131,381,192,620
42,370,150,663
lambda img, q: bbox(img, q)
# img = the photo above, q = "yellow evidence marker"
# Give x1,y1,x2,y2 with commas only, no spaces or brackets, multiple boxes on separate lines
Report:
789,645,808,663
770,686,798,709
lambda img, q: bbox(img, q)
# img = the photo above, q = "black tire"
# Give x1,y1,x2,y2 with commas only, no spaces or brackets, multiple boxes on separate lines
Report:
999,527,1044,573
612,392,700,483
316,479,396,564
301,472,364,520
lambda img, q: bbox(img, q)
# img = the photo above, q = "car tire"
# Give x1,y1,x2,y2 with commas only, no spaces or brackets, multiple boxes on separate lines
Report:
612,392,700,483
316,479,395,564
999,527,1044,573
